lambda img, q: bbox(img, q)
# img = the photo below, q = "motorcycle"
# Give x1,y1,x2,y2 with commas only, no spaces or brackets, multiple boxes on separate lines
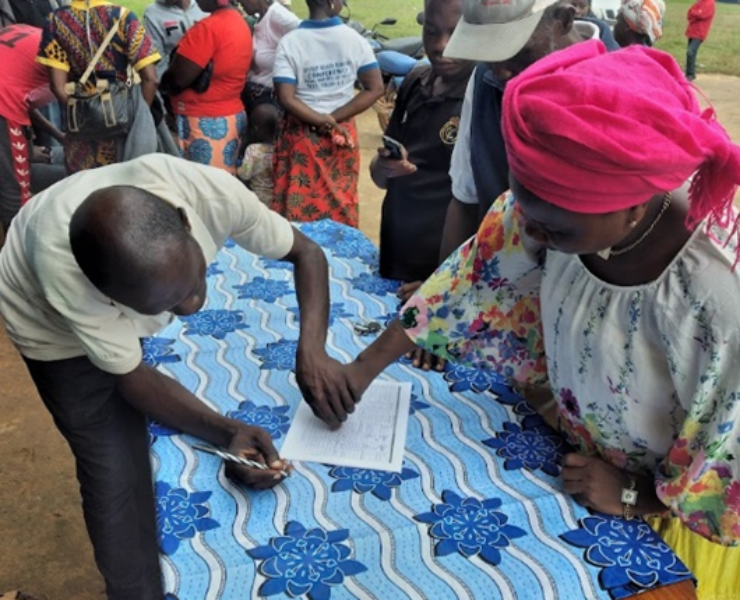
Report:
340,3,424,59
341,5,427,131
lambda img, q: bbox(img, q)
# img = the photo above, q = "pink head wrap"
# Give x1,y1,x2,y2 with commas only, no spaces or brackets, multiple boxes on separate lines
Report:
502,40,740,243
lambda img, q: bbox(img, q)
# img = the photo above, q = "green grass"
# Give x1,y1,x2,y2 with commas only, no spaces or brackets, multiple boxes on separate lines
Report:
121,0,740,76
655,0,740,76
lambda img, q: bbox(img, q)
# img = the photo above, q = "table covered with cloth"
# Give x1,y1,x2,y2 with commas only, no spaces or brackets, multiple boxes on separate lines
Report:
143,220,694,600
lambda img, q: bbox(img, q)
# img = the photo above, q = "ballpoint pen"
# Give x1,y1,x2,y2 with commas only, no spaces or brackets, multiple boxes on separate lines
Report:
192,444,290,477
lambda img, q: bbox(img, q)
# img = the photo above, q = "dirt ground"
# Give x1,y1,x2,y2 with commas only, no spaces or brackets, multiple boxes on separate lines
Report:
2,74,740,599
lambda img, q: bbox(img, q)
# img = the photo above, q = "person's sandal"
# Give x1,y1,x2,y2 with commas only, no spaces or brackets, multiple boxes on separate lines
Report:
0,592,45,600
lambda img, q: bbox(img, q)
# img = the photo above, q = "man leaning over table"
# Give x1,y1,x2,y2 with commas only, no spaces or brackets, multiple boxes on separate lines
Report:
0,154,354,600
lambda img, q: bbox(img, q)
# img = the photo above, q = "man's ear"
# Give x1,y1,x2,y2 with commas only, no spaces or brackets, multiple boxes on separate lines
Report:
552,3,575,37
177,207,192,233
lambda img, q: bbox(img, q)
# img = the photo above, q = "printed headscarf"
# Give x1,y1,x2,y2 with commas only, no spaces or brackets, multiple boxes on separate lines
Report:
502,40,740,258
619,0,665,43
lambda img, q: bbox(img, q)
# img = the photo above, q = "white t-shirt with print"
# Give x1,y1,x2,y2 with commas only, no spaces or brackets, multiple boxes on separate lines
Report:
0,154,294,375
249,2,301,88
273,16,378,115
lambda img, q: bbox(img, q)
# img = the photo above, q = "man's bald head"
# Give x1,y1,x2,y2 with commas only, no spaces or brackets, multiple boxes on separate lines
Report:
70,186,193,301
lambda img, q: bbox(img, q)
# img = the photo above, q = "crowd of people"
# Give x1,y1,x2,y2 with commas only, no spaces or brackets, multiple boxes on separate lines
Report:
0,0,737,598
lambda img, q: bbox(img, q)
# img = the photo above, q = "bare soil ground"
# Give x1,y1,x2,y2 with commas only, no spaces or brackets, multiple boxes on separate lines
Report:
1,73,739,598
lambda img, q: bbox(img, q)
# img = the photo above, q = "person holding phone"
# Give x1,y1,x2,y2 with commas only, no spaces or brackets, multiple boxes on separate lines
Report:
369,0,473,368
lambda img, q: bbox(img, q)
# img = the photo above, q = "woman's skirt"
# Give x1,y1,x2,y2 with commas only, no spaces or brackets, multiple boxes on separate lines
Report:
64,138,118,173
176,112,246,175
272,113,359,228
648,516,740,599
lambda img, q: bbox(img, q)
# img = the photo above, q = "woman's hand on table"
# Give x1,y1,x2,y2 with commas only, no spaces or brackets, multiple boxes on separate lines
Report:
561,454,628,515
225,425,293,489
296,352,363,430
562,453,667,517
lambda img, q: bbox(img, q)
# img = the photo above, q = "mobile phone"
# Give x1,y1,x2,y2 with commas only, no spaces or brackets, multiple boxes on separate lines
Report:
382,135,404,160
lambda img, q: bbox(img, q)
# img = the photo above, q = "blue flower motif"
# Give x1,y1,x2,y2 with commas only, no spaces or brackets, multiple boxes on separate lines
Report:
206,262,223,277
236,111,247,135
199,116,229,140
297,221,378,265
148,419,179,445
261,257,294,271
176,115,191,140
224,238,236,248
288,302,353,326
187,138,213,165
487,381,549,428
227,401,291,440
348,273,401,297
414,490,527,565
561,515,692,599
247,521,367,599
156,482,220,555
483,422,564,477
253,340,298,371
443,364,512,395
234,277,293,302
223,138,239,167
409,392,430,415
180,309,249,339
141,337,181,367
328,466,419,501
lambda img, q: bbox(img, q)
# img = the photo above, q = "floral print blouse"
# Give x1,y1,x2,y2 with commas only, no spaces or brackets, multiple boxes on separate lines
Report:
401,191,740,545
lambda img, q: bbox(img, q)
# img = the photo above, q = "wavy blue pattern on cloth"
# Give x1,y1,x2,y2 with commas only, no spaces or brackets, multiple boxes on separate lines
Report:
145,220,693,600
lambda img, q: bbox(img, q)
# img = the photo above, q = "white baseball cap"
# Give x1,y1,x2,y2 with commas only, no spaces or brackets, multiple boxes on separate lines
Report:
444,0,561,62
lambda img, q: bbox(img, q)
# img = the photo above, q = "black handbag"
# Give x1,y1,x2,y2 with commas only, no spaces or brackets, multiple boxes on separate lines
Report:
65,8,132,141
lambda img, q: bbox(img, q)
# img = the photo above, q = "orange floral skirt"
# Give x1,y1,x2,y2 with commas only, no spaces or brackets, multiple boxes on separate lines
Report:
272,113,359,228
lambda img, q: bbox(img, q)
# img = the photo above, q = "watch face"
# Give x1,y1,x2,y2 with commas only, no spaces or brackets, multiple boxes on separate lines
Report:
621,488,638,506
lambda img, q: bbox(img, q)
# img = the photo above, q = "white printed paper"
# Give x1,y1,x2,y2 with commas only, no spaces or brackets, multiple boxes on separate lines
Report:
281,380,411,473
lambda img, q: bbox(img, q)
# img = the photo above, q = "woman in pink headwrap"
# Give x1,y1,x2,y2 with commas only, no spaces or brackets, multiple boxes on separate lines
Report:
308,40,740,598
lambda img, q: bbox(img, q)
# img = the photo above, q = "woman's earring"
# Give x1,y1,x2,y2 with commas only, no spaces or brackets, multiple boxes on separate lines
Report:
629,220,637,228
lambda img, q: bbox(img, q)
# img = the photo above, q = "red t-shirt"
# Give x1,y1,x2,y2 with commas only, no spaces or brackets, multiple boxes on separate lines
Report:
0,25,52,125
172,9,252,117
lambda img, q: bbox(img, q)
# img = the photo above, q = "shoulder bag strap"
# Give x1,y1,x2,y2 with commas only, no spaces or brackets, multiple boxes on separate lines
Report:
78,6,129,86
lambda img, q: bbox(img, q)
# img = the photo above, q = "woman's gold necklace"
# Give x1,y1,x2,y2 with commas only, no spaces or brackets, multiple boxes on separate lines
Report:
597,192,672,260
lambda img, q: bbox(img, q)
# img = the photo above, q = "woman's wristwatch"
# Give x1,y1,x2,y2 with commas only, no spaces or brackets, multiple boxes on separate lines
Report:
621,478,638,520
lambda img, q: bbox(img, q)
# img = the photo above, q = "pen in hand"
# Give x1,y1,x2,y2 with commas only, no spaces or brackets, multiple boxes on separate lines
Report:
192,444,291,478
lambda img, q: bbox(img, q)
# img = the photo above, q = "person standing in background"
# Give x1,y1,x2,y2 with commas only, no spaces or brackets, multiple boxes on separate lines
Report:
0,24,66,238
162,0,252,175
371,0,473,285
271,0,383,228
237,102,277,205
239,0,300,116
37,0,160,173
685,0,714,81
614,0,665,47
143,0,207,82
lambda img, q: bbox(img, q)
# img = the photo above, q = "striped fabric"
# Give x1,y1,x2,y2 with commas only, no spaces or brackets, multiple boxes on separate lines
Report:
146,220,693,600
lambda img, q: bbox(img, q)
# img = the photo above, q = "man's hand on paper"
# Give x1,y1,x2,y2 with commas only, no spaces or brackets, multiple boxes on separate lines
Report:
296,351,361,430
225,425,293,489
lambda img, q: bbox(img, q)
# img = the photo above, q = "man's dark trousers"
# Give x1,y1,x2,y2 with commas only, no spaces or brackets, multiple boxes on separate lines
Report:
24,355,164,600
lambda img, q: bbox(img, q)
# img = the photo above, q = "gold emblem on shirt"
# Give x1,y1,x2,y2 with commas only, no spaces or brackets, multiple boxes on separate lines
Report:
440,116,460,145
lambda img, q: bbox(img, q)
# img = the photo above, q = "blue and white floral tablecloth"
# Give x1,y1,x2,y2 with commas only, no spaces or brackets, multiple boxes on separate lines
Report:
145,220,693,600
